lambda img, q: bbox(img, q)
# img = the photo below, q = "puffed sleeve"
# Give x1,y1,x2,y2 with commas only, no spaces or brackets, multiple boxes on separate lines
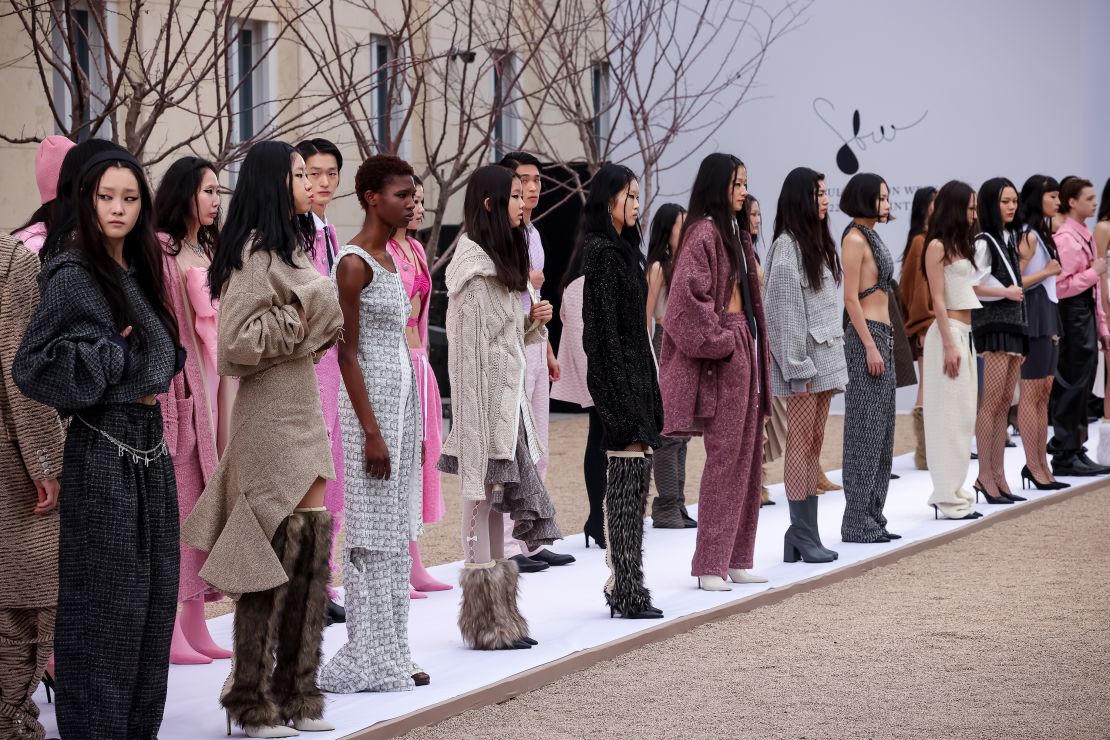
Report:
664,222,736,360
765,235,816,393
1,245,65,477
13,260,129,411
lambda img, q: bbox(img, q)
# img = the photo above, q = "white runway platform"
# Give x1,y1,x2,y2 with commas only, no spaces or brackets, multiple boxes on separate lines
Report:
34,426,1106,739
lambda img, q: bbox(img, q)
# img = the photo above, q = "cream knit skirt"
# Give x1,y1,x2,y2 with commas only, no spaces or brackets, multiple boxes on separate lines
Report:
923,318,978,518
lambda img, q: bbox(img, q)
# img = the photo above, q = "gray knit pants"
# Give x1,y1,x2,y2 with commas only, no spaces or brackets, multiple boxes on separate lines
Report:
841,320,896,542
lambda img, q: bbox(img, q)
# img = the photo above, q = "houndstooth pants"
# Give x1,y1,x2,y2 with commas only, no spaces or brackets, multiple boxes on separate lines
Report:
319,549,417,693
841,320,896,542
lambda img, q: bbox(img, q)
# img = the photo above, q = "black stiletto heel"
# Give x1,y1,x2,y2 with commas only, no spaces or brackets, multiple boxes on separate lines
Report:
42,670,55,704
584,528,606,549
604,593,663,619
1020,465,1069,491
973,480,1014,505
932,504,980,520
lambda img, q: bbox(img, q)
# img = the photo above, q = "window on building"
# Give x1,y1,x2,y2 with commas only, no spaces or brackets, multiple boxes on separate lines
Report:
370,34,405,153
51,1,109,138
229,19,275,145
591,62,611,157
492,50,518,161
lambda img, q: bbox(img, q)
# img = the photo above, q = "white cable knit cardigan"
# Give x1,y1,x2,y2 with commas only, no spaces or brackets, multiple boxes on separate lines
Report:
440,235,546,501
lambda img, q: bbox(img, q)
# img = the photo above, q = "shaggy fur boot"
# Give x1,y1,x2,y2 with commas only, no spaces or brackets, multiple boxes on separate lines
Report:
221,520,292,730
458,561,523,650
494,558,530,641
602,454,655,616
271,510,331,725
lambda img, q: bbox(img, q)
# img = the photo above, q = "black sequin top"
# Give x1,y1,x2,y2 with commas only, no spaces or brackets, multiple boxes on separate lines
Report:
14,251,179,415
581,232,664,450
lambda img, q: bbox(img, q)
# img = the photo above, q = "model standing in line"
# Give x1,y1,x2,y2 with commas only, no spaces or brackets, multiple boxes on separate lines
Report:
660,153,770,591
644,202,696,529
320,155,427,693
839,172,900,543
898,186,938,470
438,165,561,649
970,177,1028,504
550,243,608,548
182,141,343,738
921,181,983,520
14,150,183,740
0,231,66,740
749,195,785,507
1014,175,1066,490
294,137,348,624
153,156,236,665
581,163,665,619
12,136,75,254
764,167,846,564
498,152,574,570
1048,178,1109,476
385,176,452,598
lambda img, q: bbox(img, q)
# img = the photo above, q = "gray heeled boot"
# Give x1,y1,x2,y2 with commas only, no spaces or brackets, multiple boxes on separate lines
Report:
783,498,836,563
806,495,838,561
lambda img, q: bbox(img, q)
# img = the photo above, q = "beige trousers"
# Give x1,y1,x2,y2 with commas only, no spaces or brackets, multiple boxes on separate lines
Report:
923,318,978,518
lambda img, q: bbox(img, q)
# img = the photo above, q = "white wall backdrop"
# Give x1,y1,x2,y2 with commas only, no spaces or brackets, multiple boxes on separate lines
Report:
622,0,1110,410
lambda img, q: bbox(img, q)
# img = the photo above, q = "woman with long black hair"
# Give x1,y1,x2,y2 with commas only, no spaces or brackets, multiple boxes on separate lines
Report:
1015,175,1066,490
439,164,559,649
643,202,694,529
581,163,664,618
922,181,983,520
14,149,183,739
764,167,845,563
182,141,343,737
899,186,937,469
153,155,236,666
659,153,770,591
970,177,1027,504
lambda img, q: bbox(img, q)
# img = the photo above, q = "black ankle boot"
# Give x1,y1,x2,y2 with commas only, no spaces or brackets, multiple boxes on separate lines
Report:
783,499,835,564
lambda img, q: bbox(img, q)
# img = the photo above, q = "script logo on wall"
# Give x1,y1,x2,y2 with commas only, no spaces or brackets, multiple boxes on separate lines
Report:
812,98,928,175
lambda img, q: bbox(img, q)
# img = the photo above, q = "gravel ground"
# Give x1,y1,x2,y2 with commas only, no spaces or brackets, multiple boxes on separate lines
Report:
403,483,1110,740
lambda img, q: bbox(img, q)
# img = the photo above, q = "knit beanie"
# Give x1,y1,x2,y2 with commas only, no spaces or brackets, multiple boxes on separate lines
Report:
35,135,76,204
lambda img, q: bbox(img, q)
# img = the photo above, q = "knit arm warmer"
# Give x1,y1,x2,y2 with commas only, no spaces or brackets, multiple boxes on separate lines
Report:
765,235,817,392
664,222,737,360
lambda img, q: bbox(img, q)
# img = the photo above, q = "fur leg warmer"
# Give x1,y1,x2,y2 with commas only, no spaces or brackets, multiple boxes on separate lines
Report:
458,561,523,650
603,454,654,615
271,510,331,723
494,559,529,641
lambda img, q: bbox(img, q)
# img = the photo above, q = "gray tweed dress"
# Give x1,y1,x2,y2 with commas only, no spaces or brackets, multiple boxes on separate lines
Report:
320,245,421,694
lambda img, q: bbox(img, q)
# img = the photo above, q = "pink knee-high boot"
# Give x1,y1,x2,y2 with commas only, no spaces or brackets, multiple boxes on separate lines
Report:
170,597,231,664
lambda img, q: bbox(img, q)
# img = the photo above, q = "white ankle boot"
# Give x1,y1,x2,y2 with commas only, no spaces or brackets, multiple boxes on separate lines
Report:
292,718,335,732
728,568,768,584
697,575,732,591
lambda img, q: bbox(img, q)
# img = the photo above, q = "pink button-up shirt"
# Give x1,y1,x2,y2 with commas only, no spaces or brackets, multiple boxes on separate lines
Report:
1055,217,1108,337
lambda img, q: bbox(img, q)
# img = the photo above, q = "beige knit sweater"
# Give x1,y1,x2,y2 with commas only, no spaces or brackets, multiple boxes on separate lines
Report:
0,233,66,608
440,235,546,501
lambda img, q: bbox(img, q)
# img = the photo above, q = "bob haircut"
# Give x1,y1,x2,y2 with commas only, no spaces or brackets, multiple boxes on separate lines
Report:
839,172,888,220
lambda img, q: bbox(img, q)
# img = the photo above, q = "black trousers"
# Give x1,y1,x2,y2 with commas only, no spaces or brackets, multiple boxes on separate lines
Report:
56,404,179,740
583,407,607,535
1050,292,1097,459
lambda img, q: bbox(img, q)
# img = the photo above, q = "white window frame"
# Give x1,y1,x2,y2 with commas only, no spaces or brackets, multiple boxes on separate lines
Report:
491,50,518,161
369,33,408,157
591,61,611,157
51,0,113,137
228,18,276,146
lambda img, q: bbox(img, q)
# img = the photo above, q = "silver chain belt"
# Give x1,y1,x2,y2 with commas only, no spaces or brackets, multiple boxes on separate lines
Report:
75,415,169,466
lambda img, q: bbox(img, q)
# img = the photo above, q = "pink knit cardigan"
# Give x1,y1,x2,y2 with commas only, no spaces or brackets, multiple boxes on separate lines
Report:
659,219,771,436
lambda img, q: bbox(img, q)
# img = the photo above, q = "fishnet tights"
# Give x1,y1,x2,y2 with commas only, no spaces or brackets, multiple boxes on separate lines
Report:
1018,376,1055,482
975,352,1022,495
783,391,833,502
